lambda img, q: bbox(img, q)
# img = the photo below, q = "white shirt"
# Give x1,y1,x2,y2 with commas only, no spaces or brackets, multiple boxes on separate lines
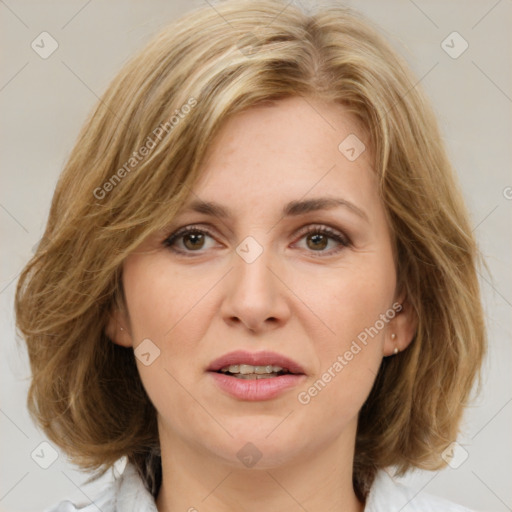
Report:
44,462,475,512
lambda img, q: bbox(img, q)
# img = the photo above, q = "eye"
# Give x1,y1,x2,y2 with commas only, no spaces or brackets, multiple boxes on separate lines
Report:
293,225,350,256
163,224,350,257
162,226,218,255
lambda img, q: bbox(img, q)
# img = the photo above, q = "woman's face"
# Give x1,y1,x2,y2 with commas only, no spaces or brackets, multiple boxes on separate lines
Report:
111,96,413,469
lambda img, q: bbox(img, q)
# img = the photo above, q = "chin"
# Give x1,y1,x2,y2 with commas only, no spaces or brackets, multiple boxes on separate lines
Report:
207,419,309,469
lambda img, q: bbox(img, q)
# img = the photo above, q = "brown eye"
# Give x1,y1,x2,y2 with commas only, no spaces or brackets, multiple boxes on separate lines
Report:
295,225,350,256
182,231,206,250
163,227,217,255
163,224,349,258
306,232,329,251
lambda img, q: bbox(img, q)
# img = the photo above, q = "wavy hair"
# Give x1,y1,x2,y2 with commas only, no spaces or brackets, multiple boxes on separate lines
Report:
14,0,486,501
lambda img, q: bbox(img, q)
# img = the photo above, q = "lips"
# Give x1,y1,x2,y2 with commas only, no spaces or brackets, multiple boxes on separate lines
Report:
207,350,306,401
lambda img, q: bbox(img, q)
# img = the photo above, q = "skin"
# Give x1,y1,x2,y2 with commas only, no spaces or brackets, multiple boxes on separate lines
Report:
108,96,416,512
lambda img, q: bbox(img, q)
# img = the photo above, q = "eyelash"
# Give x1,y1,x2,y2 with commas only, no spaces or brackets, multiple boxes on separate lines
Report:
162,224,350,258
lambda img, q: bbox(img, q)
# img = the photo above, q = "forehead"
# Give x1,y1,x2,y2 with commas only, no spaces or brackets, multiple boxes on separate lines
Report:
205,96,369,162
184,96,378,218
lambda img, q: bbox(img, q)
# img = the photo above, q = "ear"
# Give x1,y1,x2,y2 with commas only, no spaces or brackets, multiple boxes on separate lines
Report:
105,307,134,348
383,294,418,357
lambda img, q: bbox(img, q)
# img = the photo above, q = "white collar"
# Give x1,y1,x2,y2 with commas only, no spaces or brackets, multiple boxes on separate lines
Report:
55,461,473,512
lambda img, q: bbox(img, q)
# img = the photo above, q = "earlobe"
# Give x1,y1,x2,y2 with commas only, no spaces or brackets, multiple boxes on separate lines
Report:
105,309,133,348
384,299,418,356
390,332,399,354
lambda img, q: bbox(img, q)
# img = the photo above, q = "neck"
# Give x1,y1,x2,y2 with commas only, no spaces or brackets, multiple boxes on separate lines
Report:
155,420,365,512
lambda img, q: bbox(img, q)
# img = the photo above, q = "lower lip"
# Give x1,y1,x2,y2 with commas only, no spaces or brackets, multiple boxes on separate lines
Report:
209,372,306,401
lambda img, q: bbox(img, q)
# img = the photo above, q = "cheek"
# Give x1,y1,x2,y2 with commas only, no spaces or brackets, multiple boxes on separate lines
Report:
123,253,211,344
303,257,396,352
294,272,394,426
121,263,200,433
121,254,217,411
295,250,396,410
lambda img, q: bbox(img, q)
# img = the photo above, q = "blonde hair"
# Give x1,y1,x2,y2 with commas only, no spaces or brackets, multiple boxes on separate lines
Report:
15,0,486,501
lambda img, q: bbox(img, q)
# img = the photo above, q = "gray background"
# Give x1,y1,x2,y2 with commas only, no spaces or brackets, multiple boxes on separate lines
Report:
1,1,511,511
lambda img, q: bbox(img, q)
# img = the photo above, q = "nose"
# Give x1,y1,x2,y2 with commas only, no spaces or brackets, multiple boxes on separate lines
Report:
220,239,291,334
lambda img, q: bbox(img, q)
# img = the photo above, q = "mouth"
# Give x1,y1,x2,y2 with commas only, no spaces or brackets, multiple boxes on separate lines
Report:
207,350,306,401
217,364,294,379
207,350,305,377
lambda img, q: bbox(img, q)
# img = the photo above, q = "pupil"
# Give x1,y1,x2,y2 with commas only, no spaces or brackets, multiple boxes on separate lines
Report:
308,233,327,250
184,233,204,250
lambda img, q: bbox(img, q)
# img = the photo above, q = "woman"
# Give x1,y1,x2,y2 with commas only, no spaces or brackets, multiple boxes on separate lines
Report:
15,0,486,510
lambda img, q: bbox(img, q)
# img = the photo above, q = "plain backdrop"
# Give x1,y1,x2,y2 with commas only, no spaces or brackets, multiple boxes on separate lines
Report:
1,1,511,511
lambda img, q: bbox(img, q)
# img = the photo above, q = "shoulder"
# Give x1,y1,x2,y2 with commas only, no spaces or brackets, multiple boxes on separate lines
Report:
43,485,115,512
43,462,158,512
365,469,475,512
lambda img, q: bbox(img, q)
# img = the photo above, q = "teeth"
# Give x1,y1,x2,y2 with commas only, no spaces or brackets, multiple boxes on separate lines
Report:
239,364,253,375
219,364,286,374
234,373,281,379
255,365,274,374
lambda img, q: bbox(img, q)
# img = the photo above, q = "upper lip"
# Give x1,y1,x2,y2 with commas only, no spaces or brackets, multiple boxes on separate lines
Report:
207,350,306,374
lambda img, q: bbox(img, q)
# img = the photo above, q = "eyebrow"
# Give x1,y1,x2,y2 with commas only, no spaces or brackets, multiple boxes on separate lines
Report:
180,197,369,222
